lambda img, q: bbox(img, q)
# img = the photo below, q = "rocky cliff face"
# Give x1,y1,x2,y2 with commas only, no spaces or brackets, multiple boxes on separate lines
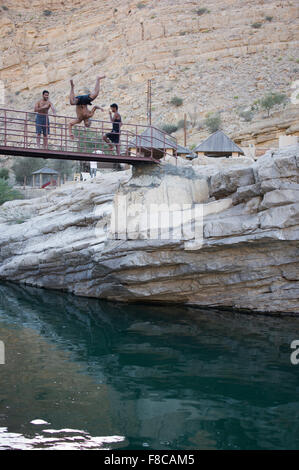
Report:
0,146,298,314
0,0,298,148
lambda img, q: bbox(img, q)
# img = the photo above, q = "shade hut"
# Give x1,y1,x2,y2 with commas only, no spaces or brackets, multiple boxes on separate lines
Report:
128,127,177,159
176,144,192,159
32,167,59,188
194,130,244,158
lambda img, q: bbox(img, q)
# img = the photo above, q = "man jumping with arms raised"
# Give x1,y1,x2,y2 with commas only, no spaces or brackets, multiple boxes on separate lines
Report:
69,75,105,138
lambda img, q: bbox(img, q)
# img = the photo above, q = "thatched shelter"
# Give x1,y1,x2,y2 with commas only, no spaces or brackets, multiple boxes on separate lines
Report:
128,127,177,159
176,144,192,158
195,130,244,158
32,167,59,188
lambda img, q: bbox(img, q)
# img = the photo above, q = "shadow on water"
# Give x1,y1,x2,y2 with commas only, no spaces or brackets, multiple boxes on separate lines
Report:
0,281,299,450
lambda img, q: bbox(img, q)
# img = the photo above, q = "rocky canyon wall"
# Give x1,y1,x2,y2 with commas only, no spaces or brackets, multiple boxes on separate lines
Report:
0,0,298,149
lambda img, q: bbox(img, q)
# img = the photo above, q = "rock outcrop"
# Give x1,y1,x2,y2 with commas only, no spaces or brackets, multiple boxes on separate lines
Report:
0,146,298,314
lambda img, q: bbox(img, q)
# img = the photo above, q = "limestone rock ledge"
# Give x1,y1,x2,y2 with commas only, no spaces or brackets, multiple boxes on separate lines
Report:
0,146,298,314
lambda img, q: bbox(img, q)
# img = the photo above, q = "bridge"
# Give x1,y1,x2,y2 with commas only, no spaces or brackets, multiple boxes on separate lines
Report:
0,108,177,165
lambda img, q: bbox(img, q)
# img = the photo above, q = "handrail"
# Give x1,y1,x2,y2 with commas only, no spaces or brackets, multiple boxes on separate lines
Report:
0,107,176,136
0,107,178,163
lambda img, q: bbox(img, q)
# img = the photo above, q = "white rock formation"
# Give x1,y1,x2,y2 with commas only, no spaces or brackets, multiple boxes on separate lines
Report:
0,146,298,314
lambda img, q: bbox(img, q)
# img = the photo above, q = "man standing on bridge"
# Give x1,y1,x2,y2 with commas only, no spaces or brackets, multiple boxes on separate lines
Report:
69,76,105,139
103,103,122,156
34,90,56,149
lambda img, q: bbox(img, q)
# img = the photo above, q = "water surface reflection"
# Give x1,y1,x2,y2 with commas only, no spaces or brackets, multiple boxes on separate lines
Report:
0,282,298,450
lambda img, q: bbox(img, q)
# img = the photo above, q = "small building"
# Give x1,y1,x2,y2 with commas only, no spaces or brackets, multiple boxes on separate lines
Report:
176,144,192,159
128,127,177,159
194,130,245,158
32,167,59,188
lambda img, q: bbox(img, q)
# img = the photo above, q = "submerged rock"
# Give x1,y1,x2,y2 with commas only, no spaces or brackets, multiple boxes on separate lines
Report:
0,147,298,314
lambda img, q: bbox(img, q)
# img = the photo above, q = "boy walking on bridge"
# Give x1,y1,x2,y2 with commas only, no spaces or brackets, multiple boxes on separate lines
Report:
69,76,105,138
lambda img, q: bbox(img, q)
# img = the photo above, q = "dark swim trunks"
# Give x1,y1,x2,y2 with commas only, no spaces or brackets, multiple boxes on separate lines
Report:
35,114,50,136
106,131,119,144
105,117,121,144
75,94,93,106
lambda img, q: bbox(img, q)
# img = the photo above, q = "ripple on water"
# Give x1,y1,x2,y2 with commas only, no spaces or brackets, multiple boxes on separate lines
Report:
0,426,126,450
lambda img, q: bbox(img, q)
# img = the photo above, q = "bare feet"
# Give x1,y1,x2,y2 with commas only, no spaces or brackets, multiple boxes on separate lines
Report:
70,79,74,87
98,76,106,80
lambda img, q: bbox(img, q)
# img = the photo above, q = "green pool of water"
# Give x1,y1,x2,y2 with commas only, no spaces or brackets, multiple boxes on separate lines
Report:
0,282,298,450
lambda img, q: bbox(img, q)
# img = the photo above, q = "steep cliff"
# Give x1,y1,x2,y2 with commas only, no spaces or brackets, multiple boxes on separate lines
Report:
0,146,298,314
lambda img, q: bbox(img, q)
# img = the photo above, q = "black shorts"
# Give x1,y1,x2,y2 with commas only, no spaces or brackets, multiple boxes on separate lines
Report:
76,94,93,106
106,132,120,144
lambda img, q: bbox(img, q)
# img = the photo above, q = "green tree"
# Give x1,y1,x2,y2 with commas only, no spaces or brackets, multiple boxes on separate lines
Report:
177,119,186,130
49,159,75,178
204,113,222,133
160,123,178,134
170,96,183,107
239,109,254,122
12,156,75,183
259,92,288,117
73,127,110,153
12,157,45,184
0,168,9,180
0,178,23,205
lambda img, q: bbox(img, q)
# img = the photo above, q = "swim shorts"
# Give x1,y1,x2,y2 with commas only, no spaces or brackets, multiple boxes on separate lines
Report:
35,114,50,136
105,131,120,144
76,94,93,106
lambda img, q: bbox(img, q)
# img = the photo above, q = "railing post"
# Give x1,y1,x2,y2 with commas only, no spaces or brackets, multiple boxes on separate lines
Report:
24,112,28,148
150,125,153,160
53,115,56,152
4,110,7,146
65,117,67,151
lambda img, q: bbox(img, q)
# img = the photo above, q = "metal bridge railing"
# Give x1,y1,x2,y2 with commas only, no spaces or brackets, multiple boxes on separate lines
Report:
0,108,177,162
